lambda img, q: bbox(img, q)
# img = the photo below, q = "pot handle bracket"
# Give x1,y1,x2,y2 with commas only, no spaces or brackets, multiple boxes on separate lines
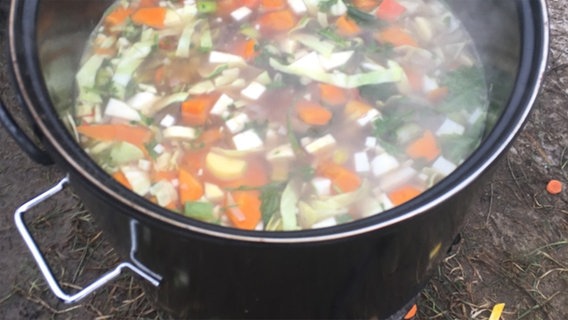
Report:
14,176,161,304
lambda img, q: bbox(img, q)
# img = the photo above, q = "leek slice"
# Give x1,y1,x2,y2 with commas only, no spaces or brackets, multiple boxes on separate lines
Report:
280,179,302,231
270,54,403,89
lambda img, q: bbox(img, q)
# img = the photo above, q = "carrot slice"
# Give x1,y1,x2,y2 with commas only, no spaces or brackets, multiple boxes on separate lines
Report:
427,86,449,104
318,83,348,106
257,9,297,33
261,0,286,10
335,15,361,37
375,27,418,47
317,162,362,193
105,6,133,27
77,124,153,148
181,95,217,126
375,0,406,22
388,185,422,206
405,130,440,162
226,190,262,230
131,7,167,29
296,100,333,126
345,99,373,119
403,66,425,92
233,38,258,61
351,0,381,11
113,170,132,189
403,304,418,319
179,168,204,203
546,179,563,195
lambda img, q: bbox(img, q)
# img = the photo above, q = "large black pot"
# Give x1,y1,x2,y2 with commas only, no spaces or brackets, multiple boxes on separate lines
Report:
1,0,548,318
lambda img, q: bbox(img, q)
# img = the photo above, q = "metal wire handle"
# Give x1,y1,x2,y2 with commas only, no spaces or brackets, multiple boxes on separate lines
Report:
14,176,161,303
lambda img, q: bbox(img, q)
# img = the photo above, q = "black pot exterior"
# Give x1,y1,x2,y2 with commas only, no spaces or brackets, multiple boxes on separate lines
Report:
6,0,548,318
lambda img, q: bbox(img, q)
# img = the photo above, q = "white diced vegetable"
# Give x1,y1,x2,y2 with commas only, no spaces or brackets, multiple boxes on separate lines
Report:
304,134,336,155
311,177,332,196
150,180,178,207
371,153,399,177
210,94,235,116
160,114,176,127
225,113,250,134
357,109,381,127
287,0,307,14
163,126,198,140
266,144,295,161
205,183,224,202
330,0,347,16
241,81,266,100
414,17,433,42
128,92,159,111
121,166,151,196
104,98,141,121
354,152,371,173
231,6,252,21
468,108,484,124
318,51,354,71
311,217,337,229
379,167,418,191
436,118,465,136
138,159,152,171
153,143,165,154
432,156,457,176
209,51,246,65
365,136,377,148
423,76,439,92
232,129,264,150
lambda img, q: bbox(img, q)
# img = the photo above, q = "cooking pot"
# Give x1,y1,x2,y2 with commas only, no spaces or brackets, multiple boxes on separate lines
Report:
0,0,549,318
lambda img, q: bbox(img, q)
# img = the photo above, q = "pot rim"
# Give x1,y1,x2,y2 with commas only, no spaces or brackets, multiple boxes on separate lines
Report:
8,0,550,243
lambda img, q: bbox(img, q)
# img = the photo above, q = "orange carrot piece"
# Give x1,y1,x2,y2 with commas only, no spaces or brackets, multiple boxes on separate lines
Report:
179,168,204,203
257,9,297,33
318,83,348,106
181,95,216,126
113,170,132,189
344,99,373,119
261,0,286,10
427,86,449,104
77,124,153,147
403,304,418,319
317,162,362,193
105,6,133,27
335,15,361,37
233,38,258,61
388,185,421,206
546,179,563,195
375,27,418,47
152,170,178,182
375,0,406,22
296,100,333,126
403,66,425,92
405,130,440,162
351,0,381,11
131,7,167,29
226,190,262,230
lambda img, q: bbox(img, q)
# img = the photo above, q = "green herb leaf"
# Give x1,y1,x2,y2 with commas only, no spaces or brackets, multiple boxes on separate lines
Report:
259,182,286,225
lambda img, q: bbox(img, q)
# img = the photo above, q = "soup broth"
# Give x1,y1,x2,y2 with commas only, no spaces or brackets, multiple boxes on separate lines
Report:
73,0,488,231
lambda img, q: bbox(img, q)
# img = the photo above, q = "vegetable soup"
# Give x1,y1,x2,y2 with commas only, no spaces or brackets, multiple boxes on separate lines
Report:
73,0,488,231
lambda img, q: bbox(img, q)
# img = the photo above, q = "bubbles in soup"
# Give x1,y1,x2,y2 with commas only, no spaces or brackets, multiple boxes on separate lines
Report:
73,0,488,231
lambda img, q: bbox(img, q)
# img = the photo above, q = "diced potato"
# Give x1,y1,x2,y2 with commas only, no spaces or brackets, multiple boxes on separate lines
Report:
205,152,247,180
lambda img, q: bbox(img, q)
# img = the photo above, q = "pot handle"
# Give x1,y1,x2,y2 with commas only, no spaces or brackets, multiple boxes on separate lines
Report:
14,176,161,303
0,97,54,165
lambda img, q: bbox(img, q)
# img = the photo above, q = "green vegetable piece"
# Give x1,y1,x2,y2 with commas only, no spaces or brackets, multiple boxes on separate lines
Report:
184,201,216,222
110,141,144,165
197,0,217,13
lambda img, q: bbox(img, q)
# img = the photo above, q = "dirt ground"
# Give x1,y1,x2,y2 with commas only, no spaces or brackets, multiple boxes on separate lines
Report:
0,1,566,319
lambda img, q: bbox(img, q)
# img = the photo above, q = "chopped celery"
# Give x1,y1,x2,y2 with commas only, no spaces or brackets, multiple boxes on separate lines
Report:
196,0,217,13
184,201,216,222
110,141,144,165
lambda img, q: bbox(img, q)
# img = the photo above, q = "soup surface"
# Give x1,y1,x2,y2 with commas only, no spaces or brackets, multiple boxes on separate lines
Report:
73,0,488,231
